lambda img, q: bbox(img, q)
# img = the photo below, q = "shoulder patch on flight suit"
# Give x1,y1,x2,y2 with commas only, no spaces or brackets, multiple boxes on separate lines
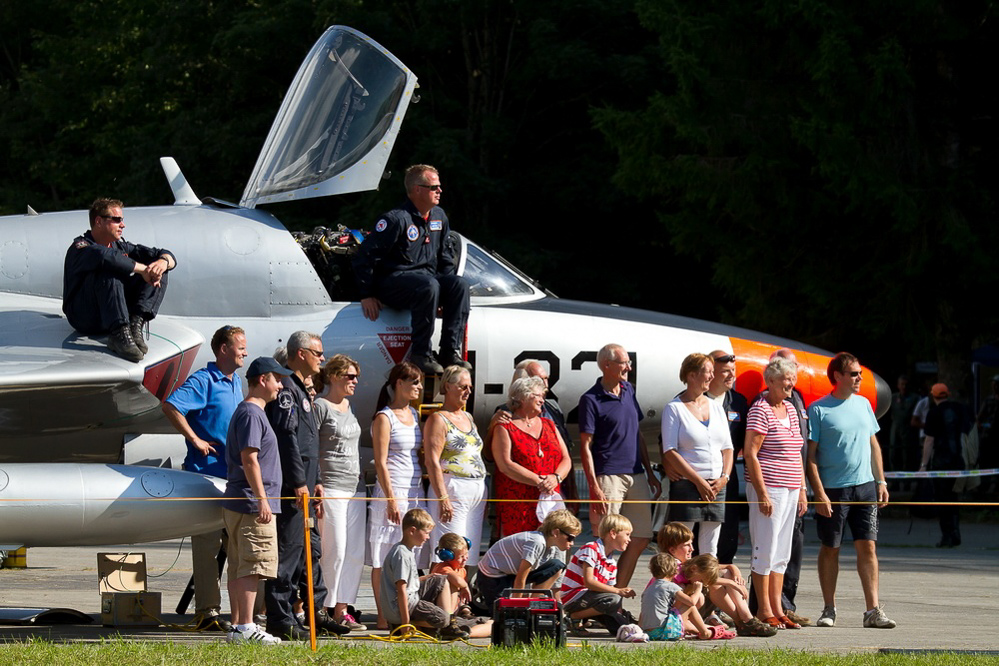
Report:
302,398,311,413
375,219,388,232
278,391,293,410
406,224,419,241
74,240,89,249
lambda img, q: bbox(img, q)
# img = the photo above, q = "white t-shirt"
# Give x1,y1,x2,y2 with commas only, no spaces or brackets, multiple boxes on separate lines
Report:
661,397,734,478
478,531,559,578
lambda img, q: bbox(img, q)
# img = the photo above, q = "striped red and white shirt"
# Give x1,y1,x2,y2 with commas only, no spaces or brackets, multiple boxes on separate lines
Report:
745,399,804,489
560,538,618,605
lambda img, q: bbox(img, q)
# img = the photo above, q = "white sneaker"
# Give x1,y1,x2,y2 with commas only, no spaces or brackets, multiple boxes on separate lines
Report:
616,624,649,643
863,605,897,629
817,606,836,627
228,624,282,645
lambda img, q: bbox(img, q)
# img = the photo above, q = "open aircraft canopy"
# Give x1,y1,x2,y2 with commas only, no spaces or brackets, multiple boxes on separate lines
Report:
240,26,418,208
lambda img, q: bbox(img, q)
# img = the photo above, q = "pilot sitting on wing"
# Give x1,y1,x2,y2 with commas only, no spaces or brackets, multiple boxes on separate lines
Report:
62,197,176,362
352,164,471,375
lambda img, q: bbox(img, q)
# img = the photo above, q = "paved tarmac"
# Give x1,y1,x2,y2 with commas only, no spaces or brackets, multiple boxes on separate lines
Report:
1,513,996,653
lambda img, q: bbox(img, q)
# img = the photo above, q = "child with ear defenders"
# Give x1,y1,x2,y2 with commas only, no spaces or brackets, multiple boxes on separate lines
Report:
430,532,493,638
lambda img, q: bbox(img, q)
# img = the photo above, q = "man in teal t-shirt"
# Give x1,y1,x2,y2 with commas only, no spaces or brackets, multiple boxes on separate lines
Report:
806,352,895,630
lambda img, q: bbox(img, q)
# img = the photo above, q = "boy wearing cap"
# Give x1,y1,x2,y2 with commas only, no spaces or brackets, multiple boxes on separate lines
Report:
221,357,292,644
920,383,972,547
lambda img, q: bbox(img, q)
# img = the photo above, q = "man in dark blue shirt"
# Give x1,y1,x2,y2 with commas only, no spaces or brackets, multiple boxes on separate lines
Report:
352,165,470,375
920,383,973,548
578,343,661,586
62,198,175,362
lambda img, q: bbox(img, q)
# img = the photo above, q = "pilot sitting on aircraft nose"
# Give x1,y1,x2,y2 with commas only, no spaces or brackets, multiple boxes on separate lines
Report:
62,197,175,362
352,164,471,376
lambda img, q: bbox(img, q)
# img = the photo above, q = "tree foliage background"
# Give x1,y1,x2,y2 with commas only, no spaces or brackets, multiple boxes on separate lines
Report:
1,0,995,394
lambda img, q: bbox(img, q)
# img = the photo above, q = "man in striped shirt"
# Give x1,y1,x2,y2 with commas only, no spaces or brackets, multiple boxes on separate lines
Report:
560,514,636,635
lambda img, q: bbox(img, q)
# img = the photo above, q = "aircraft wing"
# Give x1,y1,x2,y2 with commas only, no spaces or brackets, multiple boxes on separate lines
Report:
0,293,202,463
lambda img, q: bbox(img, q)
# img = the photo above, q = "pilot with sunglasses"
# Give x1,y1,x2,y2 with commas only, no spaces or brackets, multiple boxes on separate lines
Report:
353,164,470,376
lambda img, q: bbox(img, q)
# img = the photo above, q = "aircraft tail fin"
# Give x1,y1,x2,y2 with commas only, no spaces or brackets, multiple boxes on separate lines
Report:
159,157,201,205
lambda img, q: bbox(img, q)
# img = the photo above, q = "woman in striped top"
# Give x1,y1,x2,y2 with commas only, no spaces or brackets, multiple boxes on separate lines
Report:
744,357,808,630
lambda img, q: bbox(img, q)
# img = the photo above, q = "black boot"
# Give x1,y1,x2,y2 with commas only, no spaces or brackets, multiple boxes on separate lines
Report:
108,324,144,362
439,349,472,370
130,314,149,354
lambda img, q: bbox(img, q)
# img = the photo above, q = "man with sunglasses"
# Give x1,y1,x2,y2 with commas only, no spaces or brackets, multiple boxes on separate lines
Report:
806,352,895,629
62,197,176,362
353,164,471,375
163,325,248,632
264,331,349,640
706,350,749,567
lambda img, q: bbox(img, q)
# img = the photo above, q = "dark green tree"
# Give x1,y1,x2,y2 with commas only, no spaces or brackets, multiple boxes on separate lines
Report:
594,0,998,392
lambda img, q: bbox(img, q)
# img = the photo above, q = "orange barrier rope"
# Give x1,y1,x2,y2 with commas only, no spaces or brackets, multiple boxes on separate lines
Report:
0,495,995,506
301,492,318,652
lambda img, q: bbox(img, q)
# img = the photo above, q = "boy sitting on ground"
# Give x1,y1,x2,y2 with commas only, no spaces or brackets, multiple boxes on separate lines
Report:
640,552,703,641
560,513,637,635
378,508,469,639
430,533,493,638
475,509,581,611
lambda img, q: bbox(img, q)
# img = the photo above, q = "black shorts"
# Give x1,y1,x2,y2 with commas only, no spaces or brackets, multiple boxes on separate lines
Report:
815,481,879,547
666,478,726,523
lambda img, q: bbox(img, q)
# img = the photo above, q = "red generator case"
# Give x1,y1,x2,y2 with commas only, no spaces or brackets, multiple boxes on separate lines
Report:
491,588,566,647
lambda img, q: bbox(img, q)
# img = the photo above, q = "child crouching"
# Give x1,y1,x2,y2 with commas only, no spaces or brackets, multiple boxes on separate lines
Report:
378,508,469,639
639,553,689,640
429,533,493,638
676,554,735,639
560,514,637,635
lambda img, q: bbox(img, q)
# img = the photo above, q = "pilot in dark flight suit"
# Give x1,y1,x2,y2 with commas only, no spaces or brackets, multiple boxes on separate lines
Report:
62,198,175,362
352,164,470,375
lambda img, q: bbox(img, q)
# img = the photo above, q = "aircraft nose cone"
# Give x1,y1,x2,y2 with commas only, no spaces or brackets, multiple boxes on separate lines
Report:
873,371,891,419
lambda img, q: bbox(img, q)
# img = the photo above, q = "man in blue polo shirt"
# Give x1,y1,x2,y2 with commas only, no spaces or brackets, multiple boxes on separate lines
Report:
578,343,661,587
163,325,248,631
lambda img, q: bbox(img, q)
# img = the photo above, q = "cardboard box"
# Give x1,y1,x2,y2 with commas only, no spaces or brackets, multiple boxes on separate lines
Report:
100,591,161,626
97,552,148,593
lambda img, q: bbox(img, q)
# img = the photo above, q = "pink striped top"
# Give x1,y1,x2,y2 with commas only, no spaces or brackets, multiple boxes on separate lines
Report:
561,538,617,605
745,399,804,489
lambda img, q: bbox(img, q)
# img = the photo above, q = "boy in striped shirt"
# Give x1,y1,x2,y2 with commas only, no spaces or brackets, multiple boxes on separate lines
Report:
560,514,636,635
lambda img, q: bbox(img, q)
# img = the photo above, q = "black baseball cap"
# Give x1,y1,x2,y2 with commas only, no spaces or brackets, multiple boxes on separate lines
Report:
247,356,293,378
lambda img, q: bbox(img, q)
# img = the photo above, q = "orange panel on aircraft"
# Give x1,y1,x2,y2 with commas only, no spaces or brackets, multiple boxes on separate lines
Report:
730,338,877,410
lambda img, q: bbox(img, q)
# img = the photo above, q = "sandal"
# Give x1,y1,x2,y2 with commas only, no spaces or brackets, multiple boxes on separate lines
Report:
736,617,777,638
698,625,736,640
760,616,785,630
455,604,476,620
568,620,593,637
778,615,801,629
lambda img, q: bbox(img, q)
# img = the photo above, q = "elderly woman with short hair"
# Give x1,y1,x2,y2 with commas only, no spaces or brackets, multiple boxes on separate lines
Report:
492,376,572,537
744,357,808,630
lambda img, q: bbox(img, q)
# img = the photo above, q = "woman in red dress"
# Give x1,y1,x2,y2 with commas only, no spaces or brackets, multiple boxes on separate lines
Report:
493,376,572,537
